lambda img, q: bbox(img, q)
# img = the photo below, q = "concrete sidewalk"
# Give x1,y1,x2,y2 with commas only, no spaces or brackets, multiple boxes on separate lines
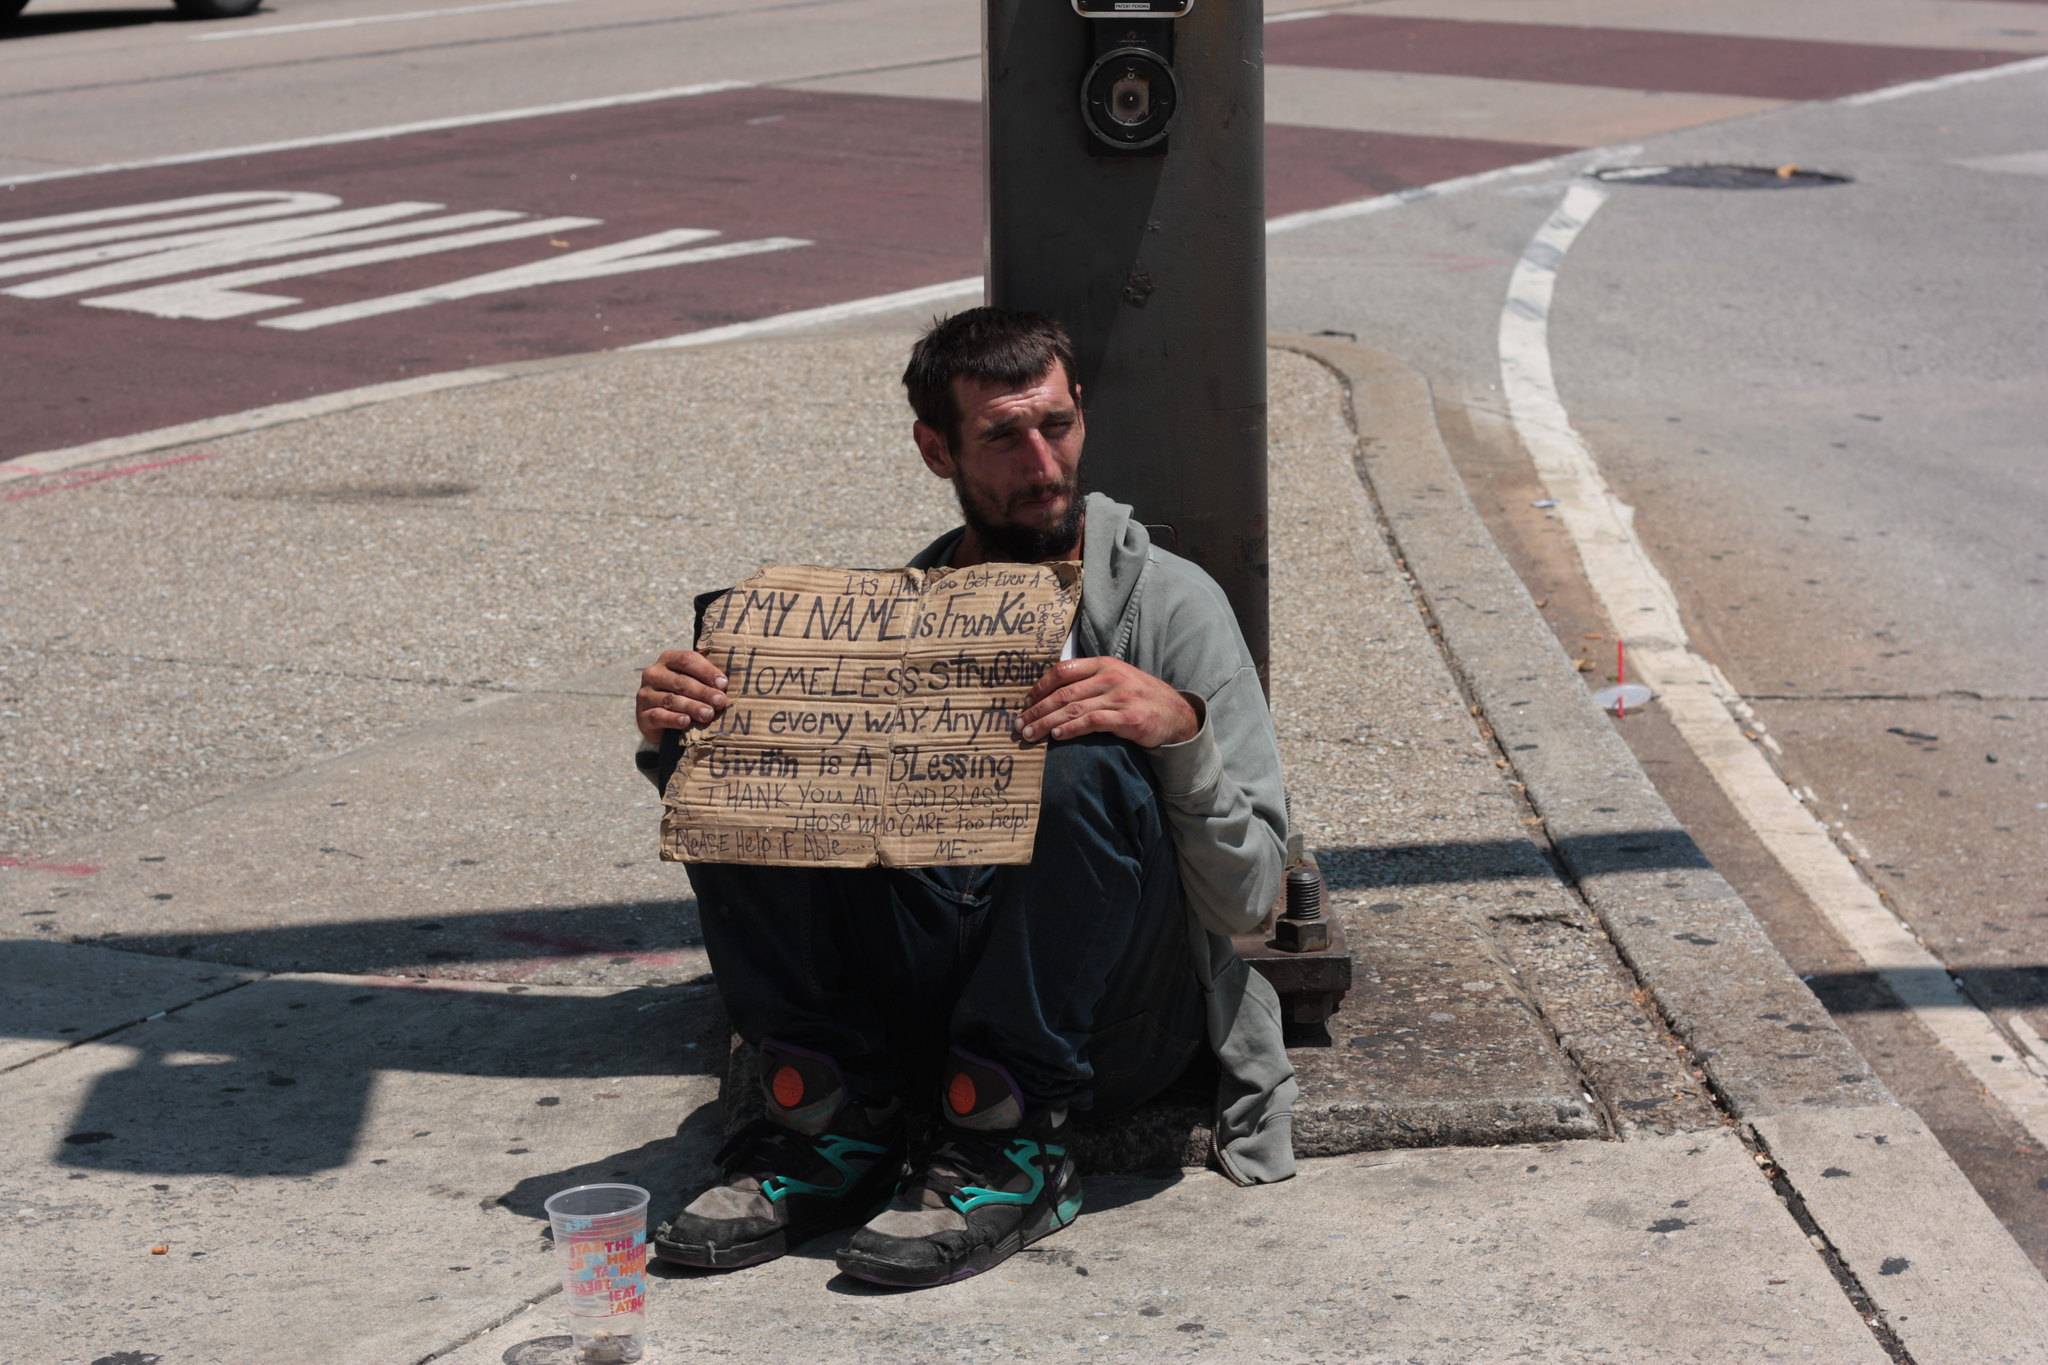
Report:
3,335,2044,1363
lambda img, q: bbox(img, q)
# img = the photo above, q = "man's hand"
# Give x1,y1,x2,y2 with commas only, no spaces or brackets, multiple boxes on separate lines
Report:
635,649,730,743
1016,657,1200,748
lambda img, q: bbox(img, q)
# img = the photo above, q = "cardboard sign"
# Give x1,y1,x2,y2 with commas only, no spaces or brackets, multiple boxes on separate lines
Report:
660,561,1083,868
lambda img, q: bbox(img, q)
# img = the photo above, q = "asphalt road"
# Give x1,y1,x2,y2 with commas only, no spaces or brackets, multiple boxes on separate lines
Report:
6,0,2046,1272
1544,79,2048,1028
2,0,2028,458
1534,75,2048,1267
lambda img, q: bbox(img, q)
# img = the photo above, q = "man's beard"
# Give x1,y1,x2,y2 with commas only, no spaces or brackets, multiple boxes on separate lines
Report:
954,473,1084,563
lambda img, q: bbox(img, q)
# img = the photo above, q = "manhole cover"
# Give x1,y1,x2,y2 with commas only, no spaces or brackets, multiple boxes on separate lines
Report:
1591,164,1851,189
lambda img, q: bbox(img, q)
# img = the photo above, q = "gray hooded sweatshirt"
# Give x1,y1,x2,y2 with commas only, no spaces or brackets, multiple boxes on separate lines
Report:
909,491,1297,1185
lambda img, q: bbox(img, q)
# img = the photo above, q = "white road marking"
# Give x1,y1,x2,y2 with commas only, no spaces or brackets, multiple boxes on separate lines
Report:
0,189,815,330
82,216,602,320
1264,155,1588,235
0,191,337,242
630,277,985,350
1955,148,2048,178
4,204,520,293
0,369,517,485
1498,182,2048,1150
190,0,576,42
0,81,751,191
1840,51,2048,107
0,194,346,263
265,230,812,330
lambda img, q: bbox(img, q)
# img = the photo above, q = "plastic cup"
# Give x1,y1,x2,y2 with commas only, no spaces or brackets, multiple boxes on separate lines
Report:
1592,682,1655,715
543,1183,650,1364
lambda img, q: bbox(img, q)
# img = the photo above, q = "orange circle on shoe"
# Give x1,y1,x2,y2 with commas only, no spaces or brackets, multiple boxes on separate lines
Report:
770,1064,806,1110
947,1072,978,1116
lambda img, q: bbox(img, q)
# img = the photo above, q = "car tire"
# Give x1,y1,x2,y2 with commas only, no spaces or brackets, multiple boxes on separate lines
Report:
172,0,264,16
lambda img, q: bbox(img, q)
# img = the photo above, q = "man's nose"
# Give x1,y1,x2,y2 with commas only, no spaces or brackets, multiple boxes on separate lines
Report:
1019,430,1062,480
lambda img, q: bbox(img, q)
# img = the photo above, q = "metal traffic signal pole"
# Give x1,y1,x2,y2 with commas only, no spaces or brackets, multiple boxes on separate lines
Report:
983,0,1350,1027
983,0,1268,685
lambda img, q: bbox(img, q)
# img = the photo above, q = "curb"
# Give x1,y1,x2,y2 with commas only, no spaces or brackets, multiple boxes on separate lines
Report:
1283,334,1883,1121
0,368,519,487
0,290,972,489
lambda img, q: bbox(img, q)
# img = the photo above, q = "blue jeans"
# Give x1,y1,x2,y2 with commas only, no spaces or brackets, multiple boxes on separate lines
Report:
686,735,1204,1113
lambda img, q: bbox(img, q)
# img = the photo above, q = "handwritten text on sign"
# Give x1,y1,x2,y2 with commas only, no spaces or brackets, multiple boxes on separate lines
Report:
660,562,1082,867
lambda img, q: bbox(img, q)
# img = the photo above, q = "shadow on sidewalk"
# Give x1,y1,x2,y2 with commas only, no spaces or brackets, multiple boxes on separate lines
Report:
73,897,704,978
51,830,1713,980
13,935,727,1185
13,828,1735,1187
1318,827,1713,888
506,1099,728,1228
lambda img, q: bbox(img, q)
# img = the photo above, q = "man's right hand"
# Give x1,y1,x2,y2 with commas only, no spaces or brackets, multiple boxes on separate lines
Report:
635,649,730,742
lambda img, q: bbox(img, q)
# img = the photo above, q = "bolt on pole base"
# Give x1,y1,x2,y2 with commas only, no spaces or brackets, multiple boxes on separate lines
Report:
1233,850,1353,1031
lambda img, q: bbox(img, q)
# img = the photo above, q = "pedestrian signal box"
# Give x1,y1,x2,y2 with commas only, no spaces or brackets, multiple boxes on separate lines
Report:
1072,0,1192,15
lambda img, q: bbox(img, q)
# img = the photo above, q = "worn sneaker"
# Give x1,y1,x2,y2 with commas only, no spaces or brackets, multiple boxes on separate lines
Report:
652,1039,902,1270
835,1049,1082,1288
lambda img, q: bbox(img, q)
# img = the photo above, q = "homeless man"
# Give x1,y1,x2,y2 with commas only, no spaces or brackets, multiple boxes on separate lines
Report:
632,307,1295,1289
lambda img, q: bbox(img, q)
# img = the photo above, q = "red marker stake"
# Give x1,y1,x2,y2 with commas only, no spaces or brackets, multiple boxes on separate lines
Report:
1617,639,1627,718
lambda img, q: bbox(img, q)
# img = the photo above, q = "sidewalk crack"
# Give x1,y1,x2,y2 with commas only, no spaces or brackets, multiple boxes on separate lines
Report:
0,963,268,1076
412,1284,564,1365
1744,1125,1917,1364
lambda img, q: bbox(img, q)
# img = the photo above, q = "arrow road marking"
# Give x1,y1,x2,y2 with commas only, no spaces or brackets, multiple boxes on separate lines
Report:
4,204,531,296
0,192,343,255
266,230,811,331
82,216,605,320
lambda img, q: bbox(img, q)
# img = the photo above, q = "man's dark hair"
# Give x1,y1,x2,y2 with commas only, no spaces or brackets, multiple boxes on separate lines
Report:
902,307,1079,451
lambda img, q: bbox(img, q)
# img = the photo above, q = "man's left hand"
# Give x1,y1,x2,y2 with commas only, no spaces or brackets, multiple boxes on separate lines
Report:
1017,657,1200,748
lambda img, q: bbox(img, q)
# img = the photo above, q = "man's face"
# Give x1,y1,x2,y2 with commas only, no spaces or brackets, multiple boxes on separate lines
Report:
914,361,1086,562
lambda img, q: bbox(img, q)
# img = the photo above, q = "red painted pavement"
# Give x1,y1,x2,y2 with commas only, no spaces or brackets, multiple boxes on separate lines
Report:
1264,15,2022,100
1266,124,1568,209
2,450,215,500
0,89,981,460
0,88,1560,460
0,855,102,875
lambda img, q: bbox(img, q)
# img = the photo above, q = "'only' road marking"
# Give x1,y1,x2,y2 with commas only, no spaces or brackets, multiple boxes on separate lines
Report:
0,191,810,329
